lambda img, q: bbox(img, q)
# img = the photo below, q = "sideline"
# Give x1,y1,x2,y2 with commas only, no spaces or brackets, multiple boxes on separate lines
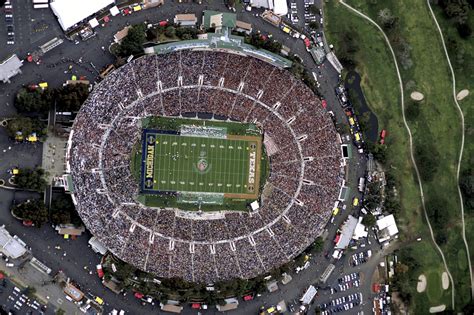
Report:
338,0,456,308
426,0,473,298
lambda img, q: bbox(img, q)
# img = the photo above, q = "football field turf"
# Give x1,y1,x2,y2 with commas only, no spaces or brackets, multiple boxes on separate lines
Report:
141,130,261,199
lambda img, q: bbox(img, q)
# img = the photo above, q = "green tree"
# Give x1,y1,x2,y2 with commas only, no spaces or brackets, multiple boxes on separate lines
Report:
164,26,176,38
14,88,52,113
12,168,48,192
414,143,440,182
309,4,320,15
460,168,474,212
362,213,376,227
5,116,47,139
118,24,147,57
11,199,48,226
309,21,319,30
405,100,420,120
310,237,324,253
50,194,82,225
55,84,89,112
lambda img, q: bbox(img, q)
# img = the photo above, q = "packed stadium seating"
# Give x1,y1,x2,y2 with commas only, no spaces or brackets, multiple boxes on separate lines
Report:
69,50,342,283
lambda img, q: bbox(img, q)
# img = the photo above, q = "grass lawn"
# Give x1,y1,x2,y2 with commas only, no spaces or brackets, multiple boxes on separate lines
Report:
432,4,474,277
351,1,470,308
325,0,468,310
132,116,267,211
426,270,443,302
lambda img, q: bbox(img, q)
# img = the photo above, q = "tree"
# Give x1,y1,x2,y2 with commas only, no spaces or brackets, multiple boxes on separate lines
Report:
362,213,376,227
377,8,398,31
405,100,420,120
414,143,440,182
11,199,48,226
14,88,52,113
50,194,82,225
460,168,474,212
310,237,324,253
5,116,47,139
309,21,320,30
118,24,147,57
55,84,89,112
309,4,320,15
164,26,176,38
457,22,472,38
12,168,48,192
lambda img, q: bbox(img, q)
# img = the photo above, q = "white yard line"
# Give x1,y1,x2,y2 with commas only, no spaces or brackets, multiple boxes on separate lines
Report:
339,0,456,308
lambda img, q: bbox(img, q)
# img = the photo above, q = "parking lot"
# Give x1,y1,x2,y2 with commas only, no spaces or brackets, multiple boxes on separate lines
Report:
0,275,50,314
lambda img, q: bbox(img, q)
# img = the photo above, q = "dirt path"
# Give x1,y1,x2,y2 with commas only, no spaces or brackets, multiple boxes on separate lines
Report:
339,0,456,308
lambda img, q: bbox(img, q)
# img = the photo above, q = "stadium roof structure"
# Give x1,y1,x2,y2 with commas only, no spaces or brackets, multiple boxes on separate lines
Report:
0,54,23,84
202,10,237,31
50,0,114,31
145,32,292,68
0,225,27,259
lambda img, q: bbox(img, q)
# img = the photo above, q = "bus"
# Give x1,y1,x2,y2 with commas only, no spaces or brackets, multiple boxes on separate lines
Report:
33,4,49,8
33,0,49,3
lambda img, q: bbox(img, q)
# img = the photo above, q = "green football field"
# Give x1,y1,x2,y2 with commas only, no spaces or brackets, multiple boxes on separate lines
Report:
141,132,261,198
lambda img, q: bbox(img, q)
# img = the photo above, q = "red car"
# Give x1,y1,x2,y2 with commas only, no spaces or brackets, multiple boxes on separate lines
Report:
159,20,168,27
304,37,311,48
96,264,104,278
380,129,387,144
321,99,327,109
243,295,254,301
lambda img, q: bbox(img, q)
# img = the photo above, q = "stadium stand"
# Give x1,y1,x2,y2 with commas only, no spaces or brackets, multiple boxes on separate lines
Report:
68,49,342,283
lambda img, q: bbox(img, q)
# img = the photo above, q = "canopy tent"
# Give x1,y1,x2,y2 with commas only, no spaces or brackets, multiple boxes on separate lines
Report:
273,0,288,15
109,6,120,16
89,18,99,28
50,0,114,31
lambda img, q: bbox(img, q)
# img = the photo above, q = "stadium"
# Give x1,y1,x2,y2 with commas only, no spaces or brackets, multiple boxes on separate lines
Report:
67,48,342,283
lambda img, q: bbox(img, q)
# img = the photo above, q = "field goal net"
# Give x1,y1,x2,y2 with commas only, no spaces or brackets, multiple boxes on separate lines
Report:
177,192,224,205
180,124,227,139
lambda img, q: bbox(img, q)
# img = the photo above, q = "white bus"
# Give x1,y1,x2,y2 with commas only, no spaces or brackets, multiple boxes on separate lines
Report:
33,4,49,9
33,0,49,3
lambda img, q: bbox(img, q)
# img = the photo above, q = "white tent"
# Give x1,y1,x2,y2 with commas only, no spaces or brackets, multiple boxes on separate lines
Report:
50,0,114,31
89,18,99,28
109,6,120,17
273,0,288,15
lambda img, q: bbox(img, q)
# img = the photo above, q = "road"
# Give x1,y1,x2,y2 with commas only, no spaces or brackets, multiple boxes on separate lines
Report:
0,0,380,314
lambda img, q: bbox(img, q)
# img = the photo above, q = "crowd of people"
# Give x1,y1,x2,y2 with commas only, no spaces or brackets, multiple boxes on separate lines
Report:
69,50,342,283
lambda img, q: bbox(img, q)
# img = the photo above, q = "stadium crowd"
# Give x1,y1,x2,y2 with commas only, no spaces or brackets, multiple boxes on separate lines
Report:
69,50,342,283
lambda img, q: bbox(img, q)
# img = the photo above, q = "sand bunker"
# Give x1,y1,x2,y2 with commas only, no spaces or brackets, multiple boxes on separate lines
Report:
411,91,424,101
442,272,449,290
429,305,446,313
457,89,469,100
417,274,427,293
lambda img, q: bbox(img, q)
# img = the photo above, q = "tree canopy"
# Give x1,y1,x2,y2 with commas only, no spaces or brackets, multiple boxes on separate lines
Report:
12,168,48,192
362,213,377,227
15,88,53,114
55,84,89,112
6,116,47,139
50,194,83,225
11,199,48,226
118,24,147,57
